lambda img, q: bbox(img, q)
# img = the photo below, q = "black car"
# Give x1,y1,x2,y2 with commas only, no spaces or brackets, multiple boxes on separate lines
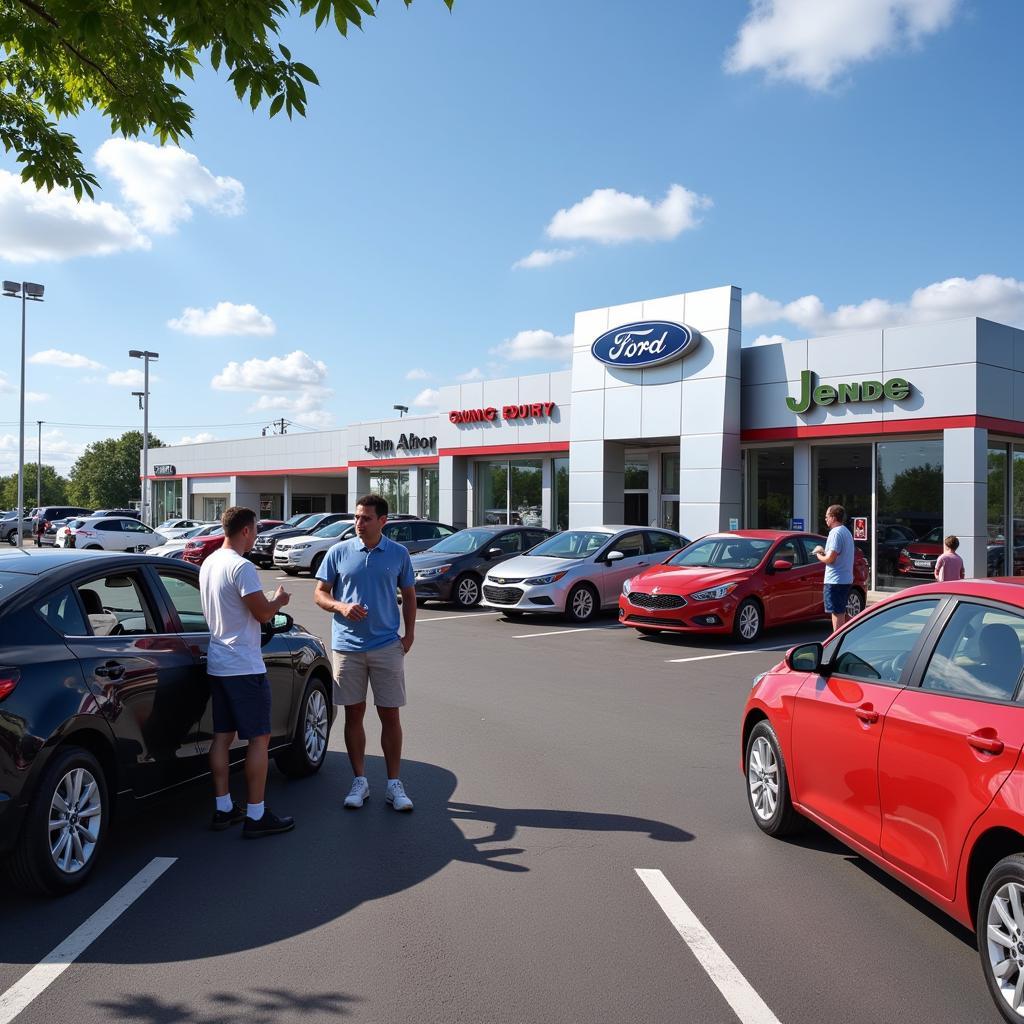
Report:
0,550,334,895
249,512,347,567
411,525,553,607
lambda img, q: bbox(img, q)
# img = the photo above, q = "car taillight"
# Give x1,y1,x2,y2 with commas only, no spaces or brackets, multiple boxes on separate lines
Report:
0,669,20,701
75,529,94,537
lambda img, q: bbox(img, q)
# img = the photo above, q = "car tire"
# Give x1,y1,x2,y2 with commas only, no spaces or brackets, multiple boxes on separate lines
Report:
310,552,325,576
565,583,599,624
84,544,102,550
6,745,109,896
5,529,17,545
282,568,298,576
733,598,763,643
452,573,482,609
274,677,331,778
979,853,1024,1024
846,588,865,619
745,720,802,838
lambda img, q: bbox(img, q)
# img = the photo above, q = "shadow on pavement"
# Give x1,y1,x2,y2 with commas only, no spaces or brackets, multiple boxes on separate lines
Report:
93,988,358,1023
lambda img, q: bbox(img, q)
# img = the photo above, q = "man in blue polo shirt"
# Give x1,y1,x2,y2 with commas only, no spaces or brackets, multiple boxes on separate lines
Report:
314,494,417,811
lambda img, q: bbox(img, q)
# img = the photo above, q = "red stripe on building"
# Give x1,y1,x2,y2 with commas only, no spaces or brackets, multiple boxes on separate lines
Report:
348,456,440,468
741,415,1024,443
438,441,570,457
143,466,346,480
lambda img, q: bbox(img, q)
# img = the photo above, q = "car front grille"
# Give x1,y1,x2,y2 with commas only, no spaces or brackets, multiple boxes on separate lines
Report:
628,592,687,610
626,613,685,626
483,585,523,605
488,576,524,585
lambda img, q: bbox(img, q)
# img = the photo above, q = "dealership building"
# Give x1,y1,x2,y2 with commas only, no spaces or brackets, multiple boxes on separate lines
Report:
148,284,1024,590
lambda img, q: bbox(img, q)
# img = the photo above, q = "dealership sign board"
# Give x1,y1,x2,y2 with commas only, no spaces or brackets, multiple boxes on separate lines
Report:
786,370,912,414
591,321,697,369
449,402,556,424
364,433,437,453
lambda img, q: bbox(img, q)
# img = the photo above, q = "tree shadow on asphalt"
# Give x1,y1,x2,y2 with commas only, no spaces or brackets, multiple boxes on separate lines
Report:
93,987,358,1024
0,753,693,963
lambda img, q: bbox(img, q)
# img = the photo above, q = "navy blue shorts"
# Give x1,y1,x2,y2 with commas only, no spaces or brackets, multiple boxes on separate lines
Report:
208,673,272,739
823,583,851,614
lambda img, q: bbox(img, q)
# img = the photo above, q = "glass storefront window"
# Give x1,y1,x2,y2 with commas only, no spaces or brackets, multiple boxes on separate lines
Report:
554,458,569,531
746,447,793,530
202,496,227,520
151,480,182,525
661,453,679,495
368,470,410,515
1013,444,1024,577
420,468,439,521
988,445,1008,576
625,461,649,490
478,460,542,526
875,439,943,590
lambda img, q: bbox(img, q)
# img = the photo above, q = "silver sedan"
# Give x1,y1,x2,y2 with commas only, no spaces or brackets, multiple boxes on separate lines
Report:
480,526,688,623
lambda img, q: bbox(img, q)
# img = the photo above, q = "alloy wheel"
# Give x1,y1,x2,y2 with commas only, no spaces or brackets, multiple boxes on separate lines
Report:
303,689,328,765
738,603,760,640
48,767,102,875
456,576,480,607
570,587,594,621
747,736,779,821
987,881,1024,1016
846,590,864,618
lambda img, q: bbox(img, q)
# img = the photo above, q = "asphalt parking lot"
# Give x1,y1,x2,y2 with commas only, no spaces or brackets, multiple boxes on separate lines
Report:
0,567,992,1024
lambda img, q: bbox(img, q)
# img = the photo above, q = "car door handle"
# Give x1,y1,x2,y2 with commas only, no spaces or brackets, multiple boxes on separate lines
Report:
854,704,880,724
967,733,1004,755
94,661,125,680
198,654,208,666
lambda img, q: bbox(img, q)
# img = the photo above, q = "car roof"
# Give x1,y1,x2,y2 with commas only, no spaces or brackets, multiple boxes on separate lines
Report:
460,524,549,533
0,548,174,576
880,578,1024,604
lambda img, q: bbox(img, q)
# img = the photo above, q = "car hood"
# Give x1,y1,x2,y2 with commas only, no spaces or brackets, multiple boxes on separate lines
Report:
258,526,309,542
485,554,582,579
628,564,750,593
412,551,468,569
905,542,941,556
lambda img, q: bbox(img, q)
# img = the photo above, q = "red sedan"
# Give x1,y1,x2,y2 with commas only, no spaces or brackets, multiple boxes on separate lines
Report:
741,579,1024,1024
618,529,869,642
181,528,223,565
896,525,944,578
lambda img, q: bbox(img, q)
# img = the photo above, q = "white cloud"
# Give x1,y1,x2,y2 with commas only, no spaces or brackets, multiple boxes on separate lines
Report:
743,274,1024,338
107,369,149,388
513,248,578,270
411,388,440,409
0,170,150,262
167,302,275,336
726,0,959,90
247,390,335,431
546,185,711,244
751,334,793,346
28,349,105,371
96,139,244,233
490,329,574,362
212,351,328,392
176,432,216,445
456,367,484,382
0,428,85,474
405,368,430,380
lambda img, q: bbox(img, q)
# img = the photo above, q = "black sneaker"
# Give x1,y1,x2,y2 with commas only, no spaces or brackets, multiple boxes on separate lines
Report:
210,802,246,831
242,809,295,839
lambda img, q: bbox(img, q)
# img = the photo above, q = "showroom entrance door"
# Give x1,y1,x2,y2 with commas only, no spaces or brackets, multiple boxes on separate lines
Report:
813,443,871,541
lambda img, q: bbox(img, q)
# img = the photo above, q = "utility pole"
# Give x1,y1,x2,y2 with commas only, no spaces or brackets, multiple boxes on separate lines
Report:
36,420,42,512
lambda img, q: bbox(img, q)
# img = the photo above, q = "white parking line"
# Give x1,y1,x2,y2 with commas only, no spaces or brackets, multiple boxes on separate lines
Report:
417,612,498,624
665,647,789,664
636,869,782,1024
511,625,622,639
0,857,176,1024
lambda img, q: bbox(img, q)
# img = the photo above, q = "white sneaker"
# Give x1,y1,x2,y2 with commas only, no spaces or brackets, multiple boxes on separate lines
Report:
343,777,370,809
385,780,414,812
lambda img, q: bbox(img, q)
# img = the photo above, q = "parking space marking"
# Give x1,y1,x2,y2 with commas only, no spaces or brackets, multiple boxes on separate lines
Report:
511,624,623,639
665,647,789,664
0,857,176,1024
636,869,782,1024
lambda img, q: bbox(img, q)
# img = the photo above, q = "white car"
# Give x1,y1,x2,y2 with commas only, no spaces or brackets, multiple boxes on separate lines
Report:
56,515,163,552
147,523,223,557
272,518,355,575
154,518,212,540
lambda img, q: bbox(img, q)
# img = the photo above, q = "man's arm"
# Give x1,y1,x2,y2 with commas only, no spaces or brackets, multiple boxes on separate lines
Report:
242,585,290,624
400,586,417,653
314,580,367,621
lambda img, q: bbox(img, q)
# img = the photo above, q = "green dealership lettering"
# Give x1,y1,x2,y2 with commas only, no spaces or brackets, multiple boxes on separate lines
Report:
786,370,912,414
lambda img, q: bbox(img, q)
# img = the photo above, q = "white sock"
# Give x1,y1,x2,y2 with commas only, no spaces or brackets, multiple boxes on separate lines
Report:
215,794,233,813
247,801,265,821
387,778,400,787
354,775,367,784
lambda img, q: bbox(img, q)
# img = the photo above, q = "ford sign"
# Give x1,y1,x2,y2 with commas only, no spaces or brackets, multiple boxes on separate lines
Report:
591,320,696,368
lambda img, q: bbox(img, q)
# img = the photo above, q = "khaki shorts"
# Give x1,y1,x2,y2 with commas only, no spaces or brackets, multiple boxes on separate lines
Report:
331,641,407,708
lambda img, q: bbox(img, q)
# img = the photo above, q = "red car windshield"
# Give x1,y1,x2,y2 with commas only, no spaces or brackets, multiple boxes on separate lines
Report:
667,535,773,570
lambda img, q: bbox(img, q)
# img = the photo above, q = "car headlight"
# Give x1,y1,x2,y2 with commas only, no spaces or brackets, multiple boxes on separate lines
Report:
751,671,767,690
525,571,568,585
291,543,310,551
415,564,452,579
899,548,910,558
690,582,738,601
622,577,634,596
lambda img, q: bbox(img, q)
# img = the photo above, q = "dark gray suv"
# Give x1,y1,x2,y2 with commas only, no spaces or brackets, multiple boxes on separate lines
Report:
411,525,553,608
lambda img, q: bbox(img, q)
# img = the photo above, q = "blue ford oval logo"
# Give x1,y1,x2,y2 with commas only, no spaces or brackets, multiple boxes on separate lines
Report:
591,320,696,368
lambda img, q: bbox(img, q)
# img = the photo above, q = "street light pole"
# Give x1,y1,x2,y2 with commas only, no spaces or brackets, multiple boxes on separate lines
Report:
2,280,44,548
36,420,42,512
129,350,158,525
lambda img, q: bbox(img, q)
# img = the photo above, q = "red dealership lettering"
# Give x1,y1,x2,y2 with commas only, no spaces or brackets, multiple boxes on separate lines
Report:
449,402,556,424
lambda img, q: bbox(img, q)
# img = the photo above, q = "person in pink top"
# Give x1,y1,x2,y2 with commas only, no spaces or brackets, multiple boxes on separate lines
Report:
934,535,966,582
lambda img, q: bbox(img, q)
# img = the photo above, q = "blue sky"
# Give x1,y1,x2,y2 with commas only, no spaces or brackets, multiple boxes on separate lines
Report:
1,0,1021,473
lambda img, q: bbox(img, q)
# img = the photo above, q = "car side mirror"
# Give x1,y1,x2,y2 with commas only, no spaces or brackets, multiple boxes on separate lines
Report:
605,550,625,562
786,641,824,674
261,612,293,644
487,547,503,558
772,559,793,572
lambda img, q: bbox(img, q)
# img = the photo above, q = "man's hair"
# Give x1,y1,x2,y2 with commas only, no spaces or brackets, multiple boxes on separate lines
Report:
355,494,389,518
222,506,257,537
945,534,960,551
826,504,846,523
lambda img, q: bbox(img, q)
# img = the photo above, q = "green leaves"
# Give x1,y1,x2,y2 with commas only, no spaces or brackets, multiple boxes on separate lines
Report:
1,0,455,197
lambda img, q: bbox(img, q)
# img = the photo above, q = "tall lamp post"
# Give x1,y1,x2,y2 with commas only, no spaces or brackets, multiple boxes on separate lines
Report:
2,280,44,548
36,420,43,515
128,350,158,525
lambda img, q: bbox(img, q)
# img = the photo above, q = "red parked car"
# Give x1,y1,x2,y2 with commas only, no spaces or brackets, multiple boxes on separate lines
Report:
182,519,282,566
896,525,945,577
619,530,869,642
742,579,1024,1024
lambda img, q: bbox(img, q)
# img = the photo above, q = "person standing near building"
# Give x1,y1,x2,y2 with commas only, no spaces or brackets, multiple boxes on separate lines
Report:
200,505,294,838
813,503,855,632
314,494,416,812
934,535,966,581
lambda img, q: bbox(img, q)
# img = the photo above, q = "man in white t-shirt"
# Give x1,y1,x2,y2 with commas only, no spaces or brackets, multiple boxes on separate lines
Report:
199,506,293,838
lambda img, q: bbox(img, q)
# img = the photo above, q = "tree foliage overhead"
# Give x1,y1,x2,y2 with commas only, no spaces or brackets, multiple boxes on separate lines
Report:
0,0,453,197
0,463,68,508
68,430,162,509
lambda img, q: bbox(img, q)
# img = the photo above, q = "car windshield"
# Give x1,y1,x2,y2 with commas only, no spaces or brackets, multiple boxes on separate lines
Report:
667,536,773,570
68,519,88,529
428,529,494,554
313,519,351,538
918,527,943,544
285,514,312,527
529,531,610,560
157,519,181,529
0,571,36,604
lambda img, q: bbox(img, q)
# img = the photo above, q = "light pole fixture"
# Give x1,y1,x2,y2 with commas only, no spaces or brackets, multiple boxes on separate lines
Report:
393,404,409,418
3,280,44,548
128,349,158,524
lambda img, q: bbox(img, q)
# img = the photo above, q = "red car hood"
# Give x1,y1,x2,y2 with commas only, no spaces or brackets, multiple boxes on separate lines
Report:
628,563,749,594
905,542,942,557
